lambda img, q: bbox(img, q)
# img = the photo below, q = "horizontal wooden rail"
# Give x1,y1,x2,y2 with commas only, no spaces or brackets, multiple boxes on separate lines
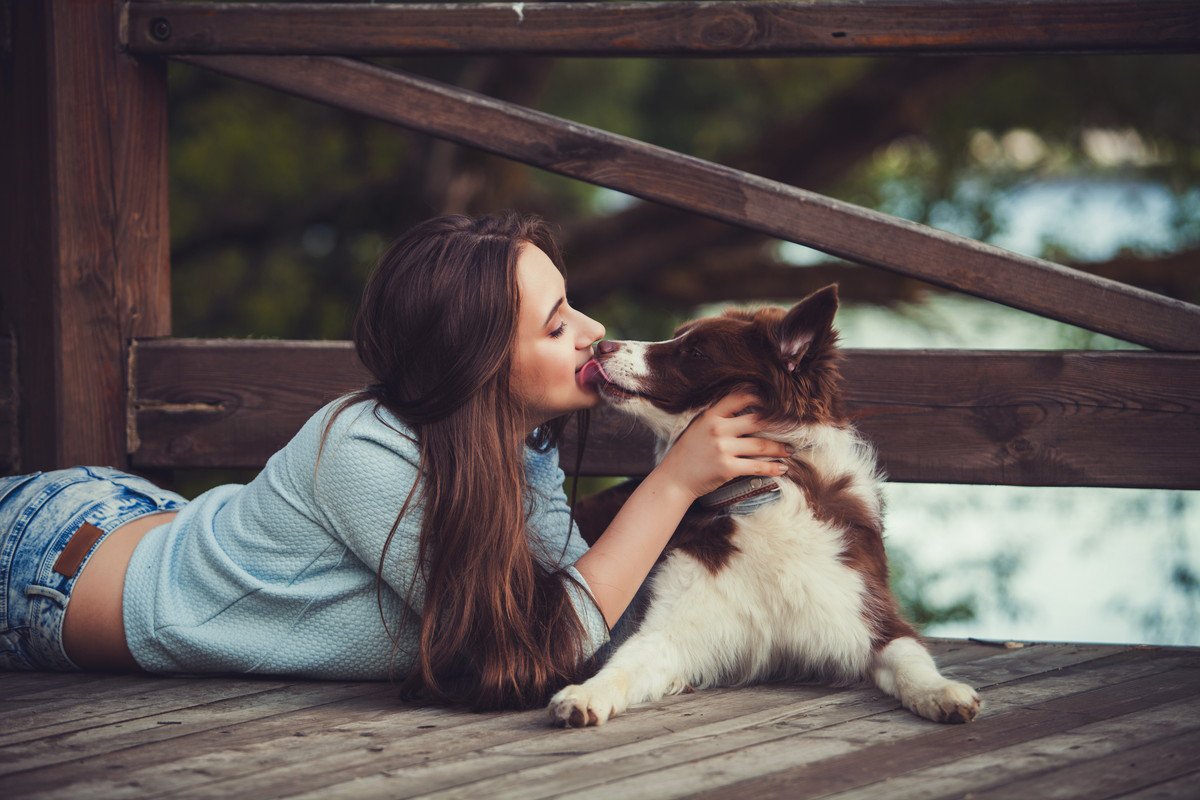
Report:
124,1,1200,56
128,338,1200,489
175,53,1200,352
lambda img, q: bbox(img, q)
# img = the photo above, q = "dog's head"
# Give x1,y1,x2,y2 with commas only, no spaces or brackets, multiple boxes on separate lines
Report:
585,285,845,441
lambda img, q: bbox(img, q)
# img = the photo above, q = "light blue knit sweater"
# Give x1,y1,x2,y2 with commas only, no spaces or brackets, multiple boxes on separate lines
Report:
122,394,610,680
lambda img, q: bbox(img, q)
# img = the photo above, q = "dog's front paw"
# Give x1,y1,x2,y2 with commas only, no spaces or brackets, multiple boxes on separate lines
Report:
908,680,981,724
548,677,628,728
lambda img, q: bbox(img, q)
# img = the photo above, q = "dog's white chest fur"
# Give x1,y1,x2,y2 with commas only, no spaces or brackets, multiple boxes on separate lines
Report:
714,485,874,679
549,423,980,728
644,429,878,687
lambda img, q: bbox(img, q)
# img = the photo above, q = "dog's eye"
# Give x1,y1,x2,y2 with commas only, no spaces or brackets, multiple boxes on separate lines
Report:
688,345,709,360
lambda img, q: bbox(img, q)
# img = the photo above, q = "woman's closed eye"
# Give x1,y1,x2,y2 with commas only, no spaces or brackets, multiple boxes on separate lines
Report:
549,321,567,338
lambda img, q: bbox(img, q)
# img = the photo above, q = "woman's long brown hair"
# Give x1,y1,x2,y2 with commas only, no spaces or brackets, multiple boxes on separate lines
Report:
314,213,597,711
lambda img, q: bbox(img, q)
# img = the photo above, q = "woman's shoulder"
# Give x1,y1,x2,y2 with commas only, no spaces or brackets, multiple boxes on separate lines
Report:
304,391,419,459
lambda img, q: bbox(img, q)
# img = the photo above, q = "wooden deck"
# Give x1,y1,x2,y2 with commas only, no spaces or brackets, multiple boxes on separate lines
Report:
2,639,1198,799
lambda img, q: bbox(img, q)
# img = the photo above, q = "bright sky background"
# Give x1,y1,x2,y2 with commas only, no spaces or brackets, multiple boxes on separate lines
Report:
821,180,1198,646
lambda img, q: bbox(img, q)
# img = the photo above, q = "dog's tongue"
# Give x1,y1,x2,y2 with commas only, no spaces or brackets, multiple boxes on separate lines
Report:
578,358,607,387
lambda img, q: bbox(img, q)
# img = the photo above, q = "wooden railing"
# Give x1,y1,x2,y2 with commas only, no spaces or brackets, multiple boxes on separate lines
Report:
124,1,1200,57
125,339,1200,489
2,0,1198,491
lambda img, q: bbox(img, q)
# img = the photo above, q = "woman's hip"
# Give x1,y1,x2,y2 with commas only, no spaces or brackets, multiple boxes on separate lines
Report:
0,466,188,672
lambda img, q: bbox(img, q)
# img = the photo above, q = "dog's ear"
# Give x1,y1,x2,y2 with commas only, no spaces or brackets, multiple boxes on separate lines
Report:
776,284,839,373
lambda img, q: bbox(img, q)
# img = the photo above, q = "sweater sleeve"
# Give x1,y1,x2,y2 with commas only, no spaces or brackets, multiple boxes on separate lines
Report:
523,445,612,660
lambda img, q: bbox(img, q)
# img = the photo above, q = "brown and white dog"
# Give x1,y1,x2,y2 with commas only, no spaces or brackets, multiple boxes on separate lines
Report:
549,285,981,727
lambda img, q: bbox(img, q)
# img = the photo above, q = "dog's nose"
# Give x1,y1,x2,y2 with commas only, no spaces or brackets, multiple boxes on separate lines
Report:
597,340,622,354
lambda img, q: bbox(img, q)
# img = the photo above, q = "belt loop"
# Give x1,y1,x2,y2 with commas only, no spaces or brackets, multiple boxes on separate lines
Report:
25,584,69,607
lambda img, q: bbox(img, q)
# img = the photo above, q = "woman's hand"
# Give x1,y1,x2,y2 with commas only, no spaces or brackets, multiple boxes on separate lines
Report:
574,390,792,628
653,390,793,501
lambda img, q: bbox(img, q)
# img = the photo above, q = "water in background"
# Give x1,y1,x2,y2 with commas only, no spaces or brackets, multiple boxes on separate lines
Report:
763,179,1200,646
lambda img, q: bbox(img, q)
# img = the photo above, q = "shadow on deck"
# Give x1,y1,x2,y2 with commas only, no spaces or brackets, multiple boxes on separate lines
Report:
2,639,1198,799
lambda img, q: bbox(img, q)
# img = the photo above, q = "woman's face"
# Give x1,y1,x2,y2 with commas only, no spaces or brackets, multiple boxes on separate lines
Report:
512,242,607,428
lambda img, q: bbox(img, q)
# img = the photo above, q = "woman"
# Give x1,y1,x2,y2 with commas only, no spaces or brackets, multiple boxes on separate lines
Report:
0,213,791,710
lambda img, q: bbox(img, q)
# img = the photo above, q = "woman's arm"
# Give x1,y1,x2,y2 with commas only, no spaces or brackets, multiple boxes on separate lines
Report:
573,391,792,629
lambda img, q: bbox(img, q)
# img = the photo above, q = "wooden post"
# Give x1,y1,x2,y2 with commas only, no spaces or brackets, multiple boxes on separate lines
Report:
0,0,170,478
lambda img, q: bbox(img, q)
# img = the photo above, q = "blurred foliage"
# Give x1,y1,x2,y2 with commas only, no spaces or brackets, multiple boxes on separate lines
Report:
168,50,1200,338
887,547,978,631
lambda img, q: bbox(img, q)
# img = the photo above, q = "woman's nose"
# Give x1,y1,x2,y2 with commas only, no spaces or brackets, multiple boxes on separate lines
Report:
597,340,621,354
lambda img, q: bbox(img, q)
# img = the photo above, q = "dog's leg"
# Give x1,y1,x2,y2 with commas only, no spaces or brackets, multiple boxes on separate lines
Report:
548,628,696,727
549,558,730,727
870,636,981,723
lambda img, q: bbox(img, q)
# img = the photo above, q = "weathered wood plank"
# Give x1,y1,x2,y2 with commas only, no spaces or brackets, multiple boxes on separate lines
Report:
0,0,170,472
3,676,712,796
0,676,297,753
0,679,396,778
125,1,1200,56
0,676,298,748
129,338,364,467
580,655,1200,800
338,646,1126,800
839,350,1200,489
156,645,1130,799
714,672,1200,800
1,676,213,725
0,671,118,700
5,644,1196,800
129,340,1200,488
0,642,1001,798
283,649,1154,800
72,642,1104,800
32,686,806,796
1118,772,1200,800
821,698,1200,800
965,727,1200,799
172,53,1200,352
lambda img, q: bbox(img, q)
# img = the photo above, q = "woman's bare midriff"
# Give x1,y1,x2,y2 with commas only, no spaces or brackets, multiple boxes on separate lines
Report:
61,511,178,673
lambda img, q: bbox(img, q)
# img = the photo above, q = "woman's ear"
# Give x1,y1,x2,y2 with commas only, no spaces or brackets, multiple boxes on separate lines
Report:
776,285,839,373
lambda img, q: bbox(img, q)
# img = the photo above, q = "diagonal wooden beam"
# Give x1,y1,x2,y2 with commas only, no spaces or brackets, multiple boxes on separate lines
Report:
175,54,1200,351
125,1,1200,56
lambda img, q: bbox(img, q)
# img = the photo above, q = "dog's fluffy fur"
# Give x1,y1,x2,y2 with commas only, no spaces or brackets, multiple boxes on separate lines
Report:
548,285,981,727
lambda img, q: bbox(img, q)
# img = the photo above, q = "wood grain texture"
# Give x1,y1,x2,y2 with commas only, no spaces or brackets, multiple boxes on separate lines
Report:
172,53,1200,352
0,642,1152,798
124,1,1200,56
824,701,1200,799
0,679,397,777
338,647,1132,799
682,661,1200,800
129,339,1200,488
0,0,170,472
6,643,1195,799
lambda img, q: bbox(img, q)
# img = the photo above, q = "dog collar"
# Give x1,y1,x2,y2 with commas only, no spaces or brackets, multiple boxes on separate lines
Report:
696,475,782,516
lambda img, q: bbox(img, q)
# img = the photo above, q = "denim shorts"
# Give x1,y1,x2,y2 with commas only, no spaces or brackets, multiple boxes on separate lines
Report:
0,466,189,672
